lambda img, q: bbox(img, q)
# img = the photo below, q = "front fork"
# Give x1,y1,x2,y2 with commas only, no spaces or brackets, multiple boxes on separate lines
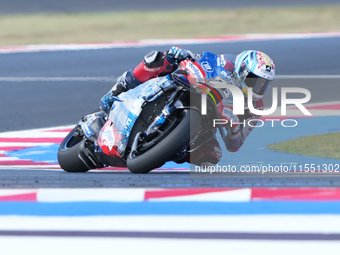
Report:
143,89,185,140
129,90,186,158
144,100,183,139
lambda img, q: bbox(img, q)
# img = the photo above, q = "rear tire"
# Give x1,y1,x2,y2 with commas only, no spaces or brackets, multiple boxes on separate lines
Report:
58,126,90,173
127,109,201,174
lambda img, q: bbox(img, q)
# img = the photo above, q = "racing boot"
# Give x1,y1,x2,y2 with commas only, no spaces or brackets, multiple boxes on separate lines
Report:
100,72,129,115
100,83,126,115
100,69,143,114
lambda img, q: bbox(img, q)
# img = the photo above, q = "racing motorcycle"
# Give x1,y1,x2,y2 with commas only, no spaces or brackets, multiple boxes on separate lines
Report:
58,52,232,174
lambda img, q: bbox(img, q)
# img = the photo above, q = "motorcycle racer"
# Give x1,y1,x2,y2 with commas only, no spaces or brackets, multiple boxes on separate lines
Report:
100,47,275,166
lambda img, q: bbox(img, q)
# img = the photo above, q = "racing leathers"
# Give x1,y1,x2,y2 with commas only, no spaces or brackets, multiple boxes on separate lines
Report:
100,47,264,166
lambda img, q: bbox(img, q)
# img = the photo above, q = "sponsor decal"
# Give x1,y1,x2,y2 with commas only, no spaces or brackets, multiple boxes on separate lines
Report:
187,61,204,78
222,107,239,123
265,66,272,72
143,66,161,72
102,126,115,151
201,61,214,73
82,122,94,137
256,52,275,70
220,70,229,78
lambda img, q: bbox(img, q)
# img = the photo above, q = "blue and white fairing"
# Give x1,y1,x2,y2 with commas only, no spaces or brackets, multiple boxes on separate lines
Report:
196,51,236,82
102,52,238,157
107,75,176,155
195,51,240,106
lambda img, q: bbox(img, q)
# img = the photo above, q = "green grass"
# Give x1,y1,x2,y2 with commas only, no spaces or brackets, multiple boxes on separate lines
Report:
0,6,340,46
267,132,340,159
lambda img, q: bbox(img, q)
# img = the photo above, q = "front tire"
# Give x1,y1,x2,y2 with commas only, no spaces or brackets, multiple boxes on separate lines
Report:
58,126,90,172
127,109,201,174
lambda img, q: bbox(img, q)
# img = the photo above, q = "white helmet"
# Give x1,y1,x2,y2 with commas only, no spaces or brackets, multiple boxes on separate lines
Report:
235,50,275,100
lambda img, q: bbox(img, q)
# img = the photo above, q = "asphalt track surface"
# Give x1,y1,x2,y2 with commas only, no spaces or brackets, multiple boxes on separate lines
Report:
0,0,339,14
1,36,340,132
1,36,340,188
0,170,340,188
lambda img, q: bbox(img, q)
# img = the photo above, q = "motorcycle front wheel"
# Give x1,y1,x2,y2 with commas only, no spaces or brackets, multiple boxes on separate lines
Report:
127,109,201,174
57,126,90,172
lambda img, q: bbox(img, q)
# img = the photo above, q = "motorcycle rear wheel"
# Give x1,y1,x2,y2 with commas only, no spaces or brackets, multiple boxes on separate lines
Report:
127,109,201,174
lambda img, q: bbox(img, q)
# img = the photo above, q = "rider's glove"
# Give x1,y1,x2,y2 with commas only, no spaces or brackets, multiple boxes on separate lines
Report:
165,46,190,64
100,85,124,115
100,91,117,115
217,105,239,128
225,125,242,152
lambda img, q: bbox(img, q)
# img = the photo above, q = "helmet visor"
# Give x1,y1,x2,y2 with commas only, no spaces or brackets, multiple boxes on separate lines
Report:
244,72,272,96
